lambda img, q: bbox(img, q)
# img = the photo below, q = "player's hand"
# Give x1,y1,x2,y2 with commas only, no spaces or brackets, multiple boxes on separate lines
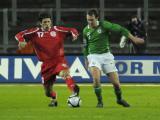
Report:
71,28,79,41
128,33,144,45
72,34,78,41
18,41,27,49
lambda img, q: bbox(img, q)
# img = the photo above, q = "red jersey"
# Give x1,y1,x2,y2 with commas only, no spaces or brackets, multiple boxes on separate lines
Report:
15,26,78,62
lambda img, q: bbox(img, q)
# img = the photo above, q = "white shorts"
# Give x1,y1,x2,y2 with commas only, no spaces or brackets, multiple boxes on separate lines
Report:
87,52,118,74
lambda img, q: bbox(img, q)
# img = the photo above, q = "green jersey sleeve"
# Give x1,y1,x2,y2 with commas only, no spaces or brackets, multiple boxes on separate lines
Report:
102,21,130,37
82,28,89,56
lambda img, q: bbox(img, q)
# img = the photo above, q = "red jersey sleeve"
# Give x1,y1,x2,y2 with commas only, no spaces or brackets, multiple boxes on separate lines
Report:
15,28,39,42
54,26,79,37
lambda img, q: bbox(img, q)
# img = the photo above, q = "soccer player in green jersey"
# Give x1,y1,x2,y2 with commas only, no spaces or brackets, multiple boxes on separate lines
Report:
83,9,144,108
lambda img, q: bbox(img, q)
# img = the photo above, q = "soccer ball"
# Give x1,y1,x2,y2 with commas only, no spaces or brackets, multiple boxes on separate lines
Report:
67,96,81,107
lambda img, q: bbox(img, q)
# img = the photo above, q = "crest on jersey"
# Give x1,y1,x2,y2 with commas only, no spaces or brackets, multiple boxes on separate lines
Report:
50,31,56,37
97,28,102,33
87,32,90,36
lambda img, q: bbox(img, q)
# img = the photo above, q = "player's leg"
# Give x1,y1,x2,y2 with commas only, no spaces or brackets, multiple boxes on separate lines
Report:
87,54,103,107
59,69,80,96
42,75,58,107
129,43,134,54
102,52,130,107
89,66,103,108
107,72,130,107
56,57,80,96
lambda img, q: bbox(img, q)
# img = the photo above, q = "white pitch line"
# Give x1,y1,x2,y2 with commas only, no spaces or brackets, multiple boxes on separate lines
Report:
0,84,160,87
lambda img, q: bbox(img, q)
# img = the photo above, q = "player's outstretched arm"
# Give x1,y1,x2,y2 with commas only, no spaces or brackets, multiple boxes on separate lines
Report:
54,26,79,41
15,31,27,49
70,28,79,41
15,28,39,49
128,33,144,45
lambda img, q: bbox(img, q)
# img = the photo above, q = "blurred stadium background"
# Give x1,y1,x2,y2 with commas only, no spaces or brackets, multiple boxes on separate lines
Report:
0,1,160,120
0,0,159,54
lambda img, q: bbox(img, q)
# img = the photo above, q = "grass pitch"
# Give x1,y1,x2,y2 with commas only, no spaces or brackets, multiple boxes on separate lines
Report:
0,84,160,120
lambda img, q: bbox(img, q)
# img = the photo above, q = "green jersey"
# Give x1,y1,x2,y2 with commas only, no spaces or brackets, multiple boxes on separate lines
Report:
83,21,130,56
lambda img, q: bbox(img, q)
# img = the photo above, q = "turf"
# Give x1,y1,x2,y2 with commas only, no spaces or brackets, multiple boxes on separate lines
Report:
0,84,160,120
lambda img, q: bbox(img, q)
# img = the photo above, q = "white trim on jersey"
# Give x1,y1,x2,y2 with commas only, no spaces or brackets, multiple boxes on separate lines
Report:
24,28,39,35
15,28,39,42
15,36,19,41
15,34,26,42
54,26,77,37
54,26,69,33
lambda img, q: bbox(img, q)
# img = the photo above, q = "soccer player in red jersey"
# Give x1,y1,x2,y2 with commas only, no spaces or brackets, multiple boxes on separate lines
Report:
15,12,80,107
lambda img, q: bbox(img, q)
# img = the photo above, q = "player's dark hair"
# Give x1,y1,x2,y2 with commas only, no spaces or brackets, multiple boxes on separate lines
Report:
38,12,51,22
130,15,141,22
87,9,99,17
131,15,138,19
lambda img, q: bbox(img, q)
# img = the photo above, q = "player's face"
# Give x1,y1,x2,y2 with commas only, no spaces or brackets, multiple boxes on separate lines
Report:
86,14,98,28
131,17,138,24
40,18,52,31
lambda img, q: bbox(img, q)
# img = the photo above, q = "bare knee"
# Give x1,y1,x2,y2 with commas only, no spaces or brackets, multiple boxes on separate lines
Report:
89,67,101,87
59,69,70,79
107,72,120,85
93,77,101,88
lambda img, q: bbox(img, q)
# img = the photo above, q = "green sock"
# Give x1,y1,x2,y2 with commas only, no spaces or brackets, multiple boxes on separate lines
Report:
114,87,122,101
94,87,102,103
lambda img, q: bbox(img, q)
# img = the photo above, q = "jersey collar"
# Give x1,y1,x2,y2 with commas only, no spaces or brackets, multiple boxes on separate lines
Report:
41,27,51,32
